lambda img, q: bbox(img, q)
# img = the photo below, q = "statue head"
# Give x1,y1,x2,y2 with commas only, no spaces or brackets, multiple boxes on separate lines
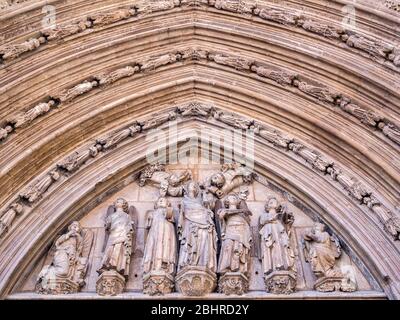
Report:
168,173,181,187
155,197,169,209
238,186,249,201
68,221,81,234
242,170,253,183
210,172,226,188
115,198,129,213
313,222,326,233
186,181,200,198
224,194,240,209
265,195,279,211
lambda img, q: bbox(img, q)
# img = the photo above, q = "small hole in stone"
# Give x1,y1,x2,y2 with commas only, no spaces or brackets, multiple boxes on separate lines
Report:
255,271,259,275
134,274,138,278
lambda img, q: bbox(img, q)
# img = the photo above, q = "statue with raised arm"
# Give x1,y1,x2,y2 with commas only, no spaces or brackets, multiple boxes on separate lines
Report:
96,198,135,296
259,196,296,294
143,197,177,295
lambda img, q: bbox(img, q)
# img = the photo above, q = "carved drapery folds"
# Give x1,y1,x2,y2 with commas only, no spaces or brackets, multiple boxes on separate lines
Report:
96,198,135,296
259,196,296,294
19,170,60,203
217,193,252,295
36,221,94,294
143,197,177,295
0,203,23,239
176,181,218,296
303,223,357,292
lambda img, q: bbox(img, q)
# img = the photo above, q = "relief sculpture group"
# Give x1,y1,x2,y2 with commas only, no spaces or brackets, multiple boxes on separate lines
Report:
35,163,357,296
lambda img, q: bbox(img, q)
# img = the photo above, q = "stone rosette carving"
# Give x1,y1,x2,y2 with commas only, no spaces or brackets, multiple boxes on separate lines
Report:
175,266,217,296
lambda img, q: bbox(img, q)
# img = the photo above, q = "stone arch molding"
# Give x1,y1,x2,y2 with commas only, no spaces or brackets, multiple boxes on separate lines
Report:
0,107,399,299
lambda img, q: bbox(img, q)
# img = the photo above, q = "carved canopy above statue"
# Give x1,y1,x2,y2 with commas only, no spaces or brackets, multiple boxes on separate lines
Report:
0,0,399,300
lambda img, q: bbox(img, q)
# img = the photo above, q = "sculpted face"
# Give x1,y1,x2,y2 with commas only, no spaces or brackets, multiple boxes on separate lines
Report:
314,223,325,233
168,174,180,187
266,197,278,211
115,198,128,212
68,221,81,233
211,173,225,188
187,181,200,198
156,197,168,208
225,194,240,208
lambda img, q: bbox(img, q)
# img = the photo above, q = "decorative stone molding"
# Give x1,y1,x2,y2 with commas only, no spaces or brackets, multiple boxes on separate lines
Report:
264,271,297,295
385,0,400,12
2,49,398,149
0,102,398,241
96,270,125,296
218,272,249,295
175,266,217,296
143,272,174,296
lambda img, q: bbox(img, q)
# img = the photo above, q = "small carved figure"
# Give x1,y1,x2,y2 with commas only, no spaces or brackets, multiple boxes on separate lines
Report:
57,145,102,172
213,110,253,129
177,102,213,117
293,80,339,104
254,7,300,25
97,123,141,150
90,8,136,26
56,80,98,102
209,0,255,14
0,37,46,60
0,126,13,141
253,123,293,148
140,53,181,71
140,111,176,131
36,221,93,294
96,66,139,86
20,170,60,203
251,65,297,86
42,20,92,41
297,19,343,39
208,52,253,70
11,100,56,128
342,34,393,59
0,203,23,239
378,122,400,145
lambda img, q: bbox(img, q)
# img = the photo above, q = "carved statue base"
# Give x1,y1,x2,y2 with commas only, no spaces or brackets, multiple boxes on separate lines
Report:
35,278,80,295
314,276,343,292
143,271,174,296
175,266,217,296
264,271,296,294
218,272,249,295
96,270,126,296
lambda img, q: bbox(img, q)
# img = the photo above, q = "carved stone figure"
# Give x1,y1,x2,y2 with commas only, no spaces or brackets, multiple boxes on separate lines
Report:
253,123,293,148
143,197,177,295
96,123,141,150
36,221,93,294
176,181,218,296
293,80,340,104
140,53,181,71
251,64,297,86
20,170,60,203
0,203,23,239
139,164,192,197
254,7,300,25
0,37,46,60
204,163,254,199
296,19,343,39
371,205,400,240
177,102,213,117
56,80,98,102
90,8,136,26
0,125,13,141
213,110,253,129
11,100,56,128
209,0,255,14
97,198,135,296
140,111,176,131
340,100,383,127
138,0,180,13
335,172,369,202
378,122,400,145
217,194,252,295
179,47,209,60
96,66,139,86
42,20,92,41
303,223,354,292
259,196,296,294
57,145,102,172
289,142,333,173
208,52,253,70
342,34,393,59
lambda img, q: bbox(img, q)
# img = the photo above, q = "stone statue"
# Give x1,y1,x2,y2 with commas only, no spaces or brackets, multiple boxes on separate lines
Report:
0,125,13,141
175,181,218,296
90,8,136,26
57,145,102,172
36,221,93,294
289,142,333,173
138,163,192,197
96,65,139,86
56,80,98,102
378,122,400,145
140,53,181,71
340,99,382,127
293,79,340,104
303,222,355,292
251,64,297,86
42,20,92,41
217,193,252,295
209,0,255,14
213,110,253,129
0,37,46,60
96,123,141,150
296,19,343,39
143,197,177,295
20,170,60,203
341,34,393,59
140,111,176,131
208,52,253,70
254,7,300,25
96,198,135,296
138,0,180,13
204,163,254,199
0,203,23,239
252,122,293,148
259,196,296,294
177,102,213,117
11,100,56,128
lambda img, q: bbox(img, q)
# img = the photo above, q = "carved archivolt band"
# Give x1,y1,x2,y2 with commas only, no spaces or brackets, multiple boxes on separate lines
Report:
1,48,399,147
0,102,398,242
1,1,399,69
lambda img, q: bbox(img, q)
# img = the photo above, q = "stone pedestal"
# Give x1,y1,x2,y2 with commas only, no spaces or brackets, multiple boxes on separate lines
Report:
143,271,174,296
315,276,343,292
96,270,126,296
218,272,249,295
35,278,80,295
175,266,217,296
264,271,296,294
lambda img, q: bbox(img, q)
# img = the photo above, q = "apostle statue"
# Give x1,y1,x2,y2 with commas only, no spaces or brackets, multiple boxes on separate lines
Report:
217,193,252,295
259,195,296,293
303,222,353,292
36,221,93,294
96,198,135,296
175,181,218,296
143,197,177,295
